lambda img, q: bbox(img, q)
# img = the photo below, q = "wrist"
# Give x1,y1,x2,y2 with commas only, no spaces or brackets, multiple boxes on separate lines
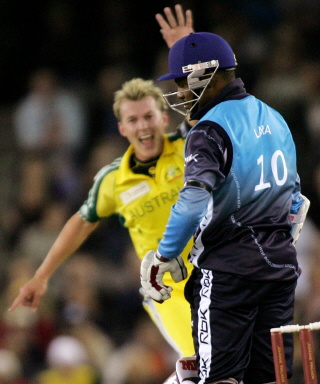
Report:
34,271,49,283
155,250,170,263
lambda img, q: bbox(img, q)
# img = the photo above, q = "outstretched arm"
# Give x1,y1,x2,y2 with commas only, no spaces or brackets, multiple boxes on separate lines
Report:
8,212,99,312
156,4,194,48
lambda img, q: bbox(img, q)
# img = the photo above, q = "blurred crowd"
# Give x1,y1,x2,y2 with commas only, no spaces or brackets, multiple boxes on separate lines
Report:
0,1,319,383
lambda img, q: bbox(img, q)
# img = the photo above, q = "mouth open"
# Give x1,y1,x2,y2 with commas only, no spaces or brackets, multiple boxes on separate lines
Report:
139,134,154,145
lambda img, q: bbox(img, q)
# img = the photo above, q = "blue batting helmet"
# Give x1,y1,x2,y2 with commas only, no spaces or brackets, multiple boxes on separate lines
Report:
158,32,237,81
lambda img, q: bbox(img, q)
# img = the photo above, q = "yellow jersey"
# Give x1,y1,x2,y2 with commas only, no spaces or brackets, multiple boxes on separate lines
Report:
79,133,194,356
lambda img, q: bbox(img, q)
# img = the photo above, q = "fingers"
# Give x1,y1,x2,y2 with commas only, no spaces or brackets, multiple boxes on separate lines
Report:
164,6,178,28
175,4,185,26
155,12,170,30
8,296,23,312
28,293,41,310
8,291,39,312
141,281,170,303
185,9,193,29
155,4,192,30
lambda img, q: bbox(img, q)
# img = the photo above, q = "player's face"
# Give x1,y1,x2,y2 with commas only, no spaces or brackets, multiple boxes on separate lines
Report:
175,77,211,113
118,96,169,162
175,77,197,113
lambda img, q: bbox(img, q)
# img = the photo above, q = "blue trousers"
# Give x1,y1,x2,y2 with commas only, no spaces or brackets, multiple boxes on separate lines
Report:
185,268,297,384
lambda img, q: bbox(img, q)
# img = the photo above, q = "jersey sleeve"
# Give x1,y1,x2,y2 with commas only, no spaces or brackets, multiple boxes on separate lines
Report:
184,122,231,191
158,123,231,259
158,186,210,259
79,161,119,222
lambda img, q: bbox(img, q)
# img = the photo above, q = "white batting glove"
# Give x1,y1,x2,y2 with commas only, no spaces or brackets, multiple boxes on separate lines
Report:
290,193,310,246
140,250,188,303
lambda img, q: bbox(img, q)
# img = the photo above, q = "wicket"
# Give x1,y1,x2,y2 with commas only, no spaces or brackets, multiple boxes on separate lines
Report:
271,321,320,384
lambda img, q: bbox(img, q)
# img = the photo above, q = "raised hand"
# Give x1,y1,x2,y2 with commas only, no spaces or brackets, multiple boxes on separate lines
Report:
156,4,194,48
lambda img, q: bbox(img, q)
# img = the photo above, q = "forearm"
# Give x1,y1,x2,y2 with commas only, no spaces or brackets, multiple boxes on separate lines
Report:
35,212,99,281
158,186,210,258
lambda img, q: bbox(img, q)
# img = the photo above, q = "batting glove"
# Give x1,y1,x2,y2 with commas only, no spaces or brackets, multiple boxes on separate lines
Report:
140,250,188,303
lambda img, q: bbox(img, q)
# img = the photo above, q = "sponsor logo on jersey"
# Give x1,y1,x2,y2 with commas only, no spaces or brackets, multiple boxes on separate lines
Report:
198,269,212,380
165,165,183,182
120,181,150,204
185,153,199,163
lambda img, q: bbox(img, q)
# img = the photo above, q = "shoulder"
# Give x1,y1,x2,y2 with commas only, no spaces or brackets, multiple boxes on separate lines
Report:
79,157,123,222
162,133,185,157
167,120,192,142
186,121,233,175
187,121,229,147
167,131,185,145
93,156,122,183
88,156,123,199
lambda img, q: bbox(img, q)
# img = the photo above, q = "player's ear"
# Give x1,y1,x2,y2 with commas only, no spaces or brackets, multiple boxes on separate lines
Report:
118,122,127,137
162,111,170,128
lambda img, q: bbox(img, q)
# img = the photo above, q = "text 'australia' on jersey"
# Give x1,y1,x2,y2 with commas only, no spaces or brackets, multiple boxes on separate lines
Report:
79,134,194,277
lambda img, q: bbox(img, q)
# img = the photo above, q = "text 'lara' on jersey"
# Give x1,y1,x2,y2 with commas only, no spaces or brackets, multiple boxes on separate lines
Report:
185,78,300,281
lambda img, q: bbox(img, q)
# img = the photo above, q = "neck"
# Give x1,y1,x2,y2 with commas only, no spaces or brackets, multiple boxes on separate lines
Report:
130,154,160,176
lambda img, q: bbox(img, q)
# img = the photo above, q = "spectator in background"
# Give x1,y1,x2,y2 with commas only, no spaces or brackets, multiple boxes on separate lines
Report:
253,30,320,231
1,249,116,381
103,314,177,384
35,335,100,384
300,62,320,228
13,68,87,203
0,348,28,384
1,258,56,379
13,68,86,157
13,201,70,267
0,155,50,251
86,66,132,152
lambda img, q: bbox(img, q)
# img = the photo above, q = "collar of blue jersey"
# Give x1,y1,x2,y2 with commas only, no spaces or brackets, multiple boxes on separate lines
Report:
190,78,250,121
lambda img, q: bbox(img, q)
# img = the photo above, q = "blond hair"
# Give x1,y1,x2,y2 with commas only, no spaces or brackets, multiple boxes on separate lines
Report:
113,78,167,121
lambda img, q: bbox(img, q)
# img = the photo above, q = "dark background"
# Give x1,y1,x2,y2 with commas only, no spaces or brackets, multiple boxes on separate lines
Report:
1,0,310,104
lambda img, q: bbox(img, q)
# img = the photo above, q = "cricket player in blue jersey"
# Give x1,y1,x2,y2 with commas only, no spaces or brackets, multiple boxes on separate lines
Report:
141,32,310,384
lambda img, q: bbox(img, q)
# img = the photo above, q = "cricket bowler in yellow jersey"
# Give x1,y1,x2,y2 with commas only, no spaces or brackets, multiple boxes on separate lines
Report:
79,132,194,356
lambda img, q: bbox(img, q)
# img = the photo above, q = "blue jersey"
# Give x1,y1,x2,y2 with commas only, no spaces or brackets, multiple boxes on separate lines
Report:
158,79,300,281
